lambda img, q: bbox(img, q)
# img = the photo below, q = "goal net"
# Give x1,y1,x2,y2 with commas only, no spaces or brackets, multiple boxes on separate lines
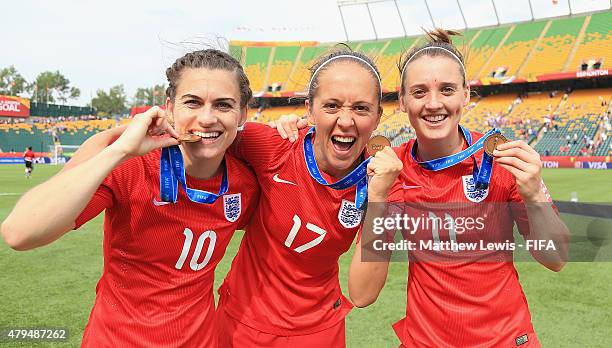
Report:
48,144,81,165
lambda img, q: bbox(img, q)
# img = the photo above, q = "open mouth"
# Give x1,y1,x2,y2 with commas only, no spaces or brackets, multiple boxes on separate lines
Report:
422,114,448,124
191,130,223,144
331,135,356,153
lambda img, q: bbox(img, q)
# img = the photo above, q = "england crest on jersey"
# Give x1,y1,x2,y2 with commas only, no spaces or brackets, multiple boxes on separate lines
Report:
338,199,364,229
462,175,489,202
223,193,241,222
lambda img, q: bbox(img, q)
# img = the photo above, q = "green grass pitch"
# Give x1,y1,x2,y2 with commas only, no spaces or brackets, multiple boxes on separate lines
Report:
1,165,611,347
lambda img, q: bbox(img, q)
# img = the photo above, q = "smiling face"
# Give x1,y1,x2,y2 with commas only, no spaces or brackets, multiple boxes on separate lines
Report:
166,67,246,162
306,60,381,177
399,55,470,144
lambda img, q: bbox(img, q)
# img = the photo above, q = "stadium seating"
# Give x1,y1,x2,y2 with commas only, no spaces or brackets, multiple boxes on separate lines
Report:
267,46,301,91
378,37,419,92
229,12,610,92
566,11,612,72
480,20,548,79
460,27,511,81
1,89,609,156
285,45,332,93
520,16,586,78
0,118,120,152
0,124,54,152
243,47,273,92
534,89,611,155
462,94,514,131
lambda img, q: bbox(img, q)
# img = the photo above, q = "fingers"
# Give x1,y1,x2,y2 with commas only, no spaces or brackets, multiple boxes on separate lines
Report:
272,115,302,142
367,161,376,177
276,119,289,139
367,147,403,201
297,119,309,129
496,140,538,156
493,146,534,164
161,118,180,139
152,134,180,149
369,147,403,175
139,107,180,140
494,155,532,173
289,122,299,142
137,106,165,125
493,139,541,170
147,116,165,136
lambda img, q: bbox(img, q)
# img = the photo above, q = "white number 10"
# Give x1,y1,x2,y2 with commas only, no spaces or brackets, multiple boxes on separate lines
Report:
175,228,217,270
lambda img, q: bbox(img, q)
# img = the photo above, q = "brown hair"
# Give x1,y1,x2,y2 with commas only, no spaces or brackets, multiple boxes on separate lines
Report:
308,46,381,103
165,49,253,108
398,28,466,95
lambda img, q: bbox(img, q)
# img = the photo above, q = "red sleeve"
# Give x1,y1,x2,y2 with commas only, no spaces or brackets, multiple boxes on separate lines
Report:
73,174,117,229
229,122,296,170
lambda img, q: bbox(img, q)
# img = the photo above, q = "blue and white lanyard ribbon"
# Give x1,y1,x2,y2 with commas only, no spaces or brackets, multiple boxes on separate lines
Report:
303,127,370,209
159,145,228,204
411,125,501,189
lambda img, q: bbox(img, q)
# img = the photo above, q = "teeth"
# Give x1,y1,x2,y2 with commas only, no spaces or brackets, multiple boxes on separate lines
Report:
192,131,221,138
332,136,355,143
423,115,447,122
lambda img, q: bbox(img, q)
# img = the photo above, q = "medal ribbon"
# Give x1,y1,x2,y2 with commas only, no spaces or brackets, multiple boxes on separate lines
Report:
303,127,370,209
159,145,228,204
411,126,501,189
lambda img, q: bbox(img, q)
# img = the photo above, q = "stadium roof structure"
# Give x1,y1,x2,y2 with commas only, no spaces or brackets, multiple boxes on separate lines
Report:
229,1,611,98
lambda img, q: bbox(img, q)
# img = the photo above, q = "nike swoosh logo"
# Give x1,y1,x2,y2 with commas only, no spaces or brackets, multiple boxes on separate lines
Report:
153,198,171,206
273,174,297,186
402,185,422,190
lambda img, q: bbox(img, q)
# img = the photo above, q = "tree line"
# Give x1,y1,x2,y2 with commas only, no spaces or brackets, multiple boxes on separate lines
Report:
1,66,166,116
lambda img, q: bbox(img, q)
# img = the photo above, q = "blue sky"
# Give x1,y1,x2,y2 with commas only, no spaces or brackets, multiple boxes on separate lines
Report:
2,0,609,105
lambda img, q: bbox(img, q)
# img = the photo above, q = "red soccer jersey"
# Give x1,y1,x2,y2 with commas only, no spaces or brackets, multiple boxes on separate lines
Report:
219,122,363,335
74,149,259,348
23,150,35,162
387,132,548,347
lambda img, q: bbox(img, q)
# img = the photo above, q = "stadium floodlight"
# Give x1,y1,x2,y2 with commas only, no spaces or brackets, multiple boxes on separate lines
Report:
491,0,500,25
456,0,468,29
527,0,535,21
337,0,409,41
422,0,436,28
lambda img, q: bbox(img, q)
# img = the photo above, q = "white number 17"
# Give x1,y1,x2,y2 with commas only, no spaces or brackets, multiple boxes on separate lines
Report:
284,215,326,253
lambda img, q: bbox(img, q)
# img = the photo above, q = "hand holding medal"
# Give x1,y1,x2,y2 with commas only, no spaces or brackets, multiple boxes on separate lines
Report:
109,106,180,158
366,135,402,202
493,139,546,202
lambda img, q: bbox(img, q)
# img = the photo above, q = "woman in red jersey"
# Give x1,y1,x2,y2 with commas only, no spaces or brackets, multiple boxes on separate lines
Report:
1,49,259,347
37,48,402,347
215,48,402,347
348,29,570,348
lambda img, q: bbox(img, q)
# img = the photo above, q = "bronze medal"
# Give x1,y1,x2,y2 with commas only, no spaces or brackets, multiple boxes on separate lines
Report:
177,133,202,143
367,135,391,156
484,133,508,156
